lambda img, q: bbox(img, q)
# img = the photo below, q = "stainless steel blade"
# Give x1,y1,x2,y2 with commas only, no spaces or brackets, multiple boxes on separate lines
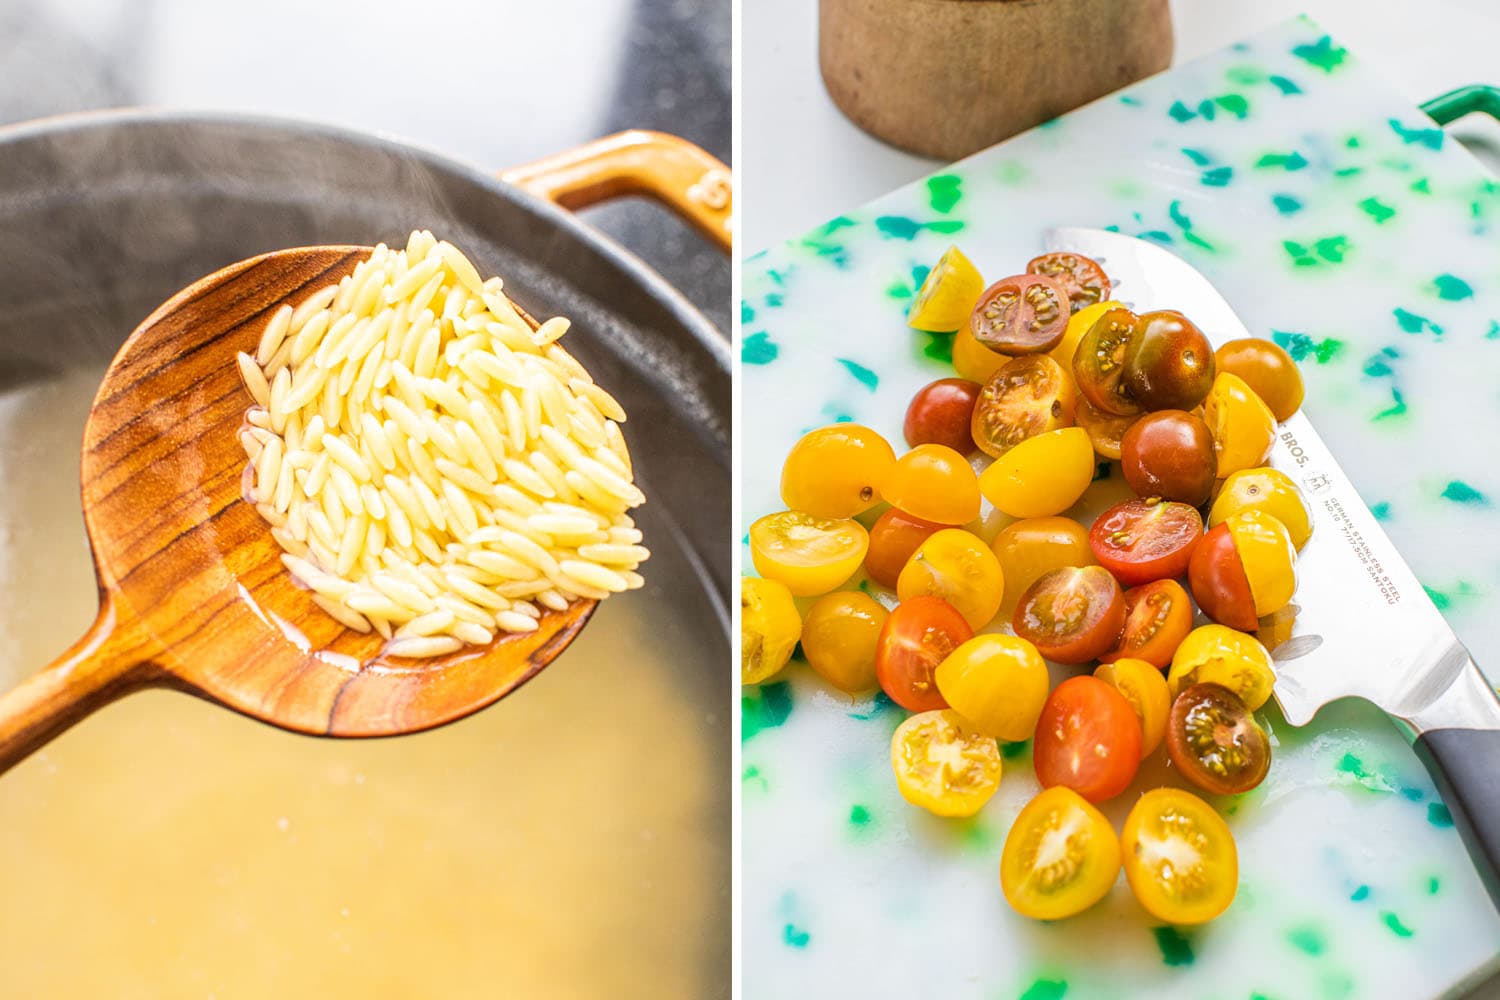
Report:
1045,227,1475,728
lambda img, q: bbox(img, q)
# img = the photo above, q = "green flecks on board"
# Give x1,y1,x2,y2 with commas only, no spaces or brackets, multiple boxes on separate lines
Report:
927,174,962,214
1441,480,1489,505
1374,388,1407,421
1215,93,1250,118
1429,802,1455,827
1226,64,1262,85
1370,501,1391,521
1119,94,1143,107
1335,751,1399,793
741,301,755,324
1351,884,1371,902
1283,237,1349,267
1358,197,1396,224
874,216,963,241
1257,151,1308,171
1273,194,1303,215
743,765,769,792
995,161,1029,185
1201,166,1234,187
1168,101,1195,123
1428,876,1441,895
1389,118,1444,150
808,216,855,238
766,293,784,308
848,690,901,721
1423,580,1480,610
743,682,793,741
837,359,879,391
1487,320,1500,340
1292,35,1347,73
1153,926,1195,966
743,332,779,365
1393,307,1443,336
849,804,871,827
783,923,810,948
1269,74,1303,94
1272,330,1344,363
1381,911,1414,938
1019,978,1068,1000
1181,147,1213,167
1287,924,1327,956
1433,273,1473,300
1411,177,1432,194
921,332,955,365
1001,739,1031,760
1140,230,1174,244
887,279,913,301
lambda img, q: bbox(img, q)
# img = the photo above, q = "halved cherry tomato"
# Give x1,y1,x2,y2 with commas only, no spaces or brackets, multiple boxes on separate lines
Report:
780,424,896,519
1187,522,1257,630
1033,675,1141,802
1013,566,1125,665
1001,786,1120,920
891,709,1002,817
897,528,1005,630
1088,498,1202,587
750,511,870,597
1073,306,1142,416
1102,579,1193,668
865,508,946,589
1215,337,1304,422
1122,788,1238,924
970,354,1076,458
875,595,972,712
1095,657,1171,757
908,245,985,332
991,516,1094,615
952,326,1010,383
979,427,1095,518
741,576,802,685
970,273,1070,354
1120,410,1215,506
935,633,1049,741
1122,310,1215,412
1168,624,1275,709
1027,252,1111,313
1203,372,1277,478
905,378,982,453
881,444,982,525
1074,395,1139,461
1167,683,1271,796
1209,467,1312,550
802,591,889,693
1049,299,1122,370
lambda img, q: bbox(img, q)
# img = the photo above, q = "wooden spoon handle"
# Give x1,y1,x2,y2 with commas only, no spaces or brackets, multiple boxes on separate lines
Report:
0,597,156,775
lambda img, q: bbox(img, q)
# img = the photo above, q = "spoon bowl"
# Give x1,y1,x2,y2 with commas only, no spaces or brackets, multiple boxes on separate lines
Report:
0,246,595,771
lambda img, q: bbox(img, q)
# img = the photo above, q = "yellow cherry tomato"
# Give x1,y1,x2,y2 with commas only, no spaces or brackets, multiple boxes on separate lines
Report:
908,245,985,332
1048,299,1123,370
1122,788,1238,925
978,427,1094,518
934,633,1049,740
1209,467,1313,550
881,444,982,525
890,709,1002,817
953,325,1011,383
1168,623,1276,709
897,529,1005,630
801,591,888,693
1203,372,1277,478
991,516,1095,614
741,577,802,685
781,424,897,519
749,510,869,597
1001,786,1121,920
1225,509,1297,618
1095,657,1171,758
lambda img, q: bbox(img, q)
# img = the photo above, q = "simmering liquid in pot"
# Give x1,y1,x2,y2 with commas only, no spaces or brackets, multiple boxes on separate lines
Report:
0,358,726,996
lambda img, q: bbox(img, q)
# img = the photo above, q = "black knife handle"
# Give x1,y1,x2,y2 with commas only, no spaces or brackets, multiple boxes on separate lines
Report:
1413,728,1500,905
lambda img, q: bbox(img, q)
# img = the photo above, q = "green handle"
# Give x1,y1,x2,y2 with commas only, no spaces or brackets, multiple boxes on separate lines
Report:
1421,85,1500,126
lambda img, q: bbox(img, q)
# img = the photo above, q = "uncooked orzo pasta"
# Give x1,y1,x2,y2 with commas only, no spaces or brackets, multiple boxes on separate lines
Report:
235,231,648,657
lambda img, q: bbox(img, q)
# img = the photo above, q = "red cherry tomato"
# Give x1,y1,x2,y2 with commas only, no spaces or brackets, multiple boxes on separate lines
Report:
1187,523,1258,630
865,508,946,589
970,274,1070,354
875,595,972,712
1101,579,1195,668
904,378,982,453
1034,675,1142,802
1012,566,1125,665
1027,252,1111,313
1089,498,1203,587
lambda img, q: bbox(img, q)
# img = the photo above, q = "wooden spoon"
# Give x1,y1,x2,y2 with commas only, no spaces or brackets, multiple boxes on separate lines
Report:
0,246,595,774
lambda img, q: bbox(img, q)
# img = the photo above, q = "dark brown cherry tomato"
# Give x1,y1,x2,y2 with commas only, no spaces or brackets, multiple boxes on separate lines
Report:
970,354,1077,458
1074,396,1139,461
970,273,1070,355
1089,498,1202,587
1027,252,1111,313
1013,566,1125,665
1034,675,1142,802
1073,306,1143,416
865,508,946,589
1120,409,1216,506
1167,683,1270,795
875,595,972,712
904,377,982,453
1123,310,1215,412
1101,579,1194,668
1214,338,1304,422
1187,523,1258,630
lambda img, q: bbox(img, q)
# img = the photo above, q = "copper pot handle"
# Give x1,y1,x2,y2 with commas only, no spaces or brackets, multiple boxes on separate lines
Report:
499,130,732,254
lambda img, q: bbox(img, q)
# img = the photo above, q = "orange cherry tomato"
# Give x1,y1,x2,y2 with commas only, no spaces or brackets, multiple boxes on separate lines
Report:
1074,395,1139,461
1012,566,1125,665
970,354,1077,458
1088,498,1202,587
1001,786,1121,920
1101,579,1194,668
780,424,896,519
1122,788,1238,924
1215,337,1304,422
970,274,1070,354
952,326,1011,383
1033,675,1141,802
991,515,1094,615
875,595,972,712
865,508,946,589
880,444,982,526
897,528,1005,630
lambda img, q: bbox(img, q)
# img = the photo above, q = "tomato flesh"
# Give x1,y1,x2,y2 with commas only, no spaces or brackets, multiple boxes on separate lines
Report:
1033,675,1141,802
970,273,1070,354
970,354,1076,458
1073,306,1142,416
1001,786,1120,920
875,595,972,712
1027,252,1111,313
1102,579,1193,668
1088,498,1202,587
1012,566,1125,665
1122,788,1238,924
1167,683,1271,795
904,378,982,453
891,709,1002,817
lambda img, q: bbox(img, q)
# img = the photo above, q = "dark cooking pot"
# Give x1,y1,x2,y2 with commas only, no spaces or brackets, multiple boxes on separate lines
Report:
0,112,729,996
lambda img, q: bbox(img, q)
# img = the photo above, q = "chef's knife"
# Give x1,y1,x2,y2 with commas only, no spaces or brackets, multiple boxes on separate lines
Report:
1045,226,1500,907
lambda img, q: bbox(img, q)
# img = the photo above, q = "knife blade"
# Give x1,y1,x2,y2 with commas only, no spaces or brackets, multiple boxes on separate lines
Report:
1045,226,1500,903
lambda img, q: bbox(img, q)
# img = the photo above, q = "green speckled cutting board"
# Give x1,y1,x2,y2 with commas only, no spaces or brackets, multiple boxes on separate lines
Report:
742,16,1500,1000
